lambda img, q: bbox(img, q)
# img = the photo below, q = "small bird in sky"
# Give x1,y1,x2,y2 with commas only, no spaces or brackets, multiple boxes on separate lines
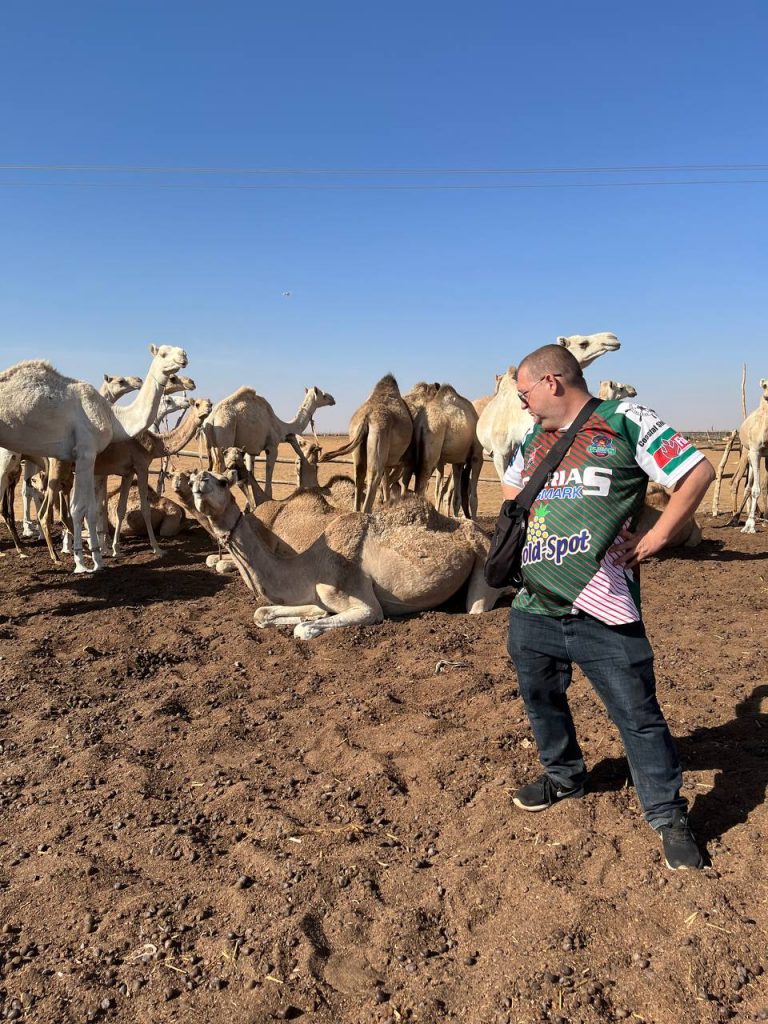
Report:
282,291,292,298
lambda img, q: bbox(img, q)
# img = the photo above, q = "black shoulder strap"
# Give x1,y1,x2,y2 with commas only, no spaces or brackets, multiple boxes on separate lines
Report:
515,396,601,511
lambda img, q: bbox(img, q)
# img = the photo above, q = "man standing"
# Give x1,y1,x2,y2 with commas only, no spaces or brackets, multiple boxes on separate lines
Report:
502,344,715,870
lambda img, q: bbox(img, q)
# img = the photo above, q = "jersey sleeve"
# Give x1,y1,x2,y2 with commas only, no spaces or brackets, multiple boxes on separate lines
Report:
615,400,706,487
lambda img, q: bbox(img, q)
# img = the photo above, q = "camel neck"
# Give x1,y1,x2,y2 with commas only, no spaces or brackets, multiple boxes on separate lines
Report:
281,392,316,435
153,408,202,456
111,364,169,439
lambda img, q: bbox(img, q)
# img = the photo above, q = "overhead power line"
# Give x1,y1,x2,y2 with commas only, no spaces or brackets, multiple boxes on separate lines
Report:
0,178,767,191
1,162,767,176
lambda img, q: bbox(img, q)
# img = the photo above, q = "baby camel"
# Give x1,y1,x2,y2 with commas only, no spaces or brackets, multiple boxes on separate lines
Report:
189,469,506,639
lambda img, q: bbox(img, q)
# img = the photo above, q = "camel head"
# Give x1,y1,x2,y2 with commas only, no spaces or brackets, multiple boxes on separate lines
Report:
148,344,188,378
103,373,143,400
296,436,322,464
557,333,620,369
305,386,336,409
190,398,213,423
190,470,235,519
164,373,196,395
222,446,249,485
171,471,194,504
598,380,637,401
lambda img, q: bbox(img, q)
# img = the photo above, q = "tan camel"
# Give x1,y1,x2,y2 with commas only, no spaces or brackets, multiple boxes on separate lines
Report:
0,345,188,572
107,483,189,539
95,398,212,558
321,375,413,512
189,468,506,639
638,484,702,548
396,382,441,494
598,380,637,401
477,333,621,480
203,385,336,502
414,384,484,519
727,378,768,533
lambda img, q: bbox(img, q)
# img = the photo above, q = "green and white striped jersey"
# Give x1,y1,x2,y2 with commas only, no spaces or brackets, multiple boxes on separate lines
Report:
503,399,705,623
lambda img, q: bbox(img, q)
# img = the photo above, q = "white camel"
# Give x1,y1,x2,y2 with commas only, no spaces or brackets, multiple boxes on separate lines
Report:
0,345,188,572
477,333,621,480
598,380,637,401
203,385,336,503
730,378,768,533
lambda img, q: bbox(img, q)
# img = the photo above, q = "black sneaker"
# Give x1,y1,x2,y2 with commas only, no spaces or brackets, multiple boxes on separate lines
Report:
656,811,704,870
512,773,585,812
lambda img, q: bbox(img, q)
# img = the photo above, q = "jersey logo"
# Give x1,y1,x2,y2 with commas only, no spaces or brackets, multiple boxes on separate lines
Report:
653,433,691,468
586,435,615,459
522,527,592,568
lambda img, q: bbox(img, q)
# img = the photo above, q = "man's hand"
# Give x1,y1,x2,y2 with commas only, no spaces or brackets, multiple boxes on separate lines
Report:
611,526,667,569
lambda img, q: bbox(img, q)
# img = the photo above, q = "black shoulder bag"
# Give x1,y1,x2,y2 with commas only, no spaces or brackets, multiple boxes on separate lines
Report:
484,397,601,588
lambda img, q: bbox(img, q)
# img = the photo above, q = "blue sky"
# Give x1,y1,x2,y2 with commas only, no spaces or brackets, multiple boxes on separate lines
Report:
1,1,766,430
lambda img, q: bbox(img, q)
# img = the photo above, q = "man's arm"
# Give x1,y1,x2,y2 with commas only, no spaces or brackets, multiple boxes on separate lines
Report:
613,458,716,568
501,482,521,502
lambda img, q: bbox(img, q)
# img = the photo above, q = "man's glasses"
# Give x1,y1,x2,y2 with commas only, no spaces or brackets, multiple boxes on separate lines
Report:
517,373,562,405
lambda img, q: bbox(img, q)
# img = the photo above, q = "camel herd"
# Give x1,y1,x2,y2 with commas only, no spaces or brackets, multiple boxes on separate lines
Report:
0,332,766,638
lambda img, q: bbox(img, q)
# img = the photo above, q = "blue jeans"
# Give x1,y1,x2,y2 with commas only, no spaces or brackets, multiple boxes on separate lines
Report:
506,608,686,829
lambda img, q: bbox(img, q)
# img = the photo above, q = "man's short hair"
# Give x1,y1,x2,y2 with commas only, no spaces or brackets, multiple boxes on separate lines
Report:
518,345,586,387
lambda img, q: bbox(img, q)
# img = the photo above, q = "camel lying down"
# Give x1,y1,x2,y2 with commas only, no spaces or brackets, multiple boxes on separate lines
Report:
185,469,508,639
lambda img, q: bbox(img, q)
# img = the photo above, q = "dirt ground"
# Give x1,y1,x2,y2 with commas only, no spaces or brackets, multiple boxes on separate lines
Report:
1,444,767,1024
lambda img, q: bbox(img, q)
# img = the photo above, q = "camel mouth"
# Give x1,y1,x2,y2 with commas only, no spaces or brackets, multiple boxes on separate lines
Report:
602,338,621,352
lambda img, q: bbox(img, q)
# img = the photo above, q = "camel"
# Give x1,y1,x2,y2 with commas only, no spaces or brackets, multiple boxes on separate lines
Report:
203,385,336,502
321,375,413,512
727,378,768,533
413,384,484,519
188,468,506,639
477,333,621,481
107,483,189,539
638,484,703,548
14,372,145,541
0,344,189,571
100,373,144,402
93,397,212,558
598,380,637,401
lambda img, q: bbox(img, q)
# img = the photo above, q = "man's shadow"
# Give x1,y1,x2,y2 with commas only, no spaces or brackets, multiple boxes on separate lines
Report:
590,684,768,845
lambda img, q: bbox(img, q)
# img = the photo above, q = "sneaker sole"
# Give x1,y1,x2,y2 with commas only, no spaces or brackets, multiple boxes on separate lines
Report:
663,857,703,871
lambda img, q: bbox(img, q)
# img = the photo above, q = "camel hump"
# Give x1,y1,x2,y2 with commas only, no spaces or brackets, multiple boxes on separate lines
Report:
370,493,447,535
369,373,402,398
436,383,462,402
0,358,59,383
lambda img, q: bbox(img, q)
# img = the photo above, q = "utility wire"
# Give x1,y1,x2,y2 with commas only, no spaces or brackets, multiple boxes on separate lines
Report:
1,178,767,191
1,162,767,176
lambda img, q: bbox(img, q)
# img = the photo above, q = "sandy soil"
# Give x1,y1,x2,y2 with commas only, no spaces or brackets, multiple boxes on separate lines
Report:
0,444,766,1024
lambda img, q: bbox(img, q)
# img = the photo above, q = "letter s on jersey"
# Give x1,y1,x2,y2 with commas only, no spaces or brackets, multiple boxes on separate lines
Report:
582,467,613,496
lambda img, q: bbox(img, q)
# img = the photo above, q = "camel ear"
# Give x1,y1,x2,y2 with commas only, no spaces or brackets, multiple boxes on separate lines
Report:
556,337,567,347
149,343,159,356
103,373,110,382
761,378,768,388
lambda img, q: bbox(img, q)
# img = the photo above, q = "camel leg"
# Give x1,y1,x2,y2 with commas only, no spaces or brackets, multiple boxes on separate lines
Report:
111,476,134,558
137,472,164,557
467,451,482,520
36,484,61,563
0,482,27,559
450,463,464,517
741,448,762,534
254,604,329,628
465,557,510,613
70,457,104,573
728,448,749,524
353,448,366,512
263,447,277,502
22,462,43,537
294,581,384,639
